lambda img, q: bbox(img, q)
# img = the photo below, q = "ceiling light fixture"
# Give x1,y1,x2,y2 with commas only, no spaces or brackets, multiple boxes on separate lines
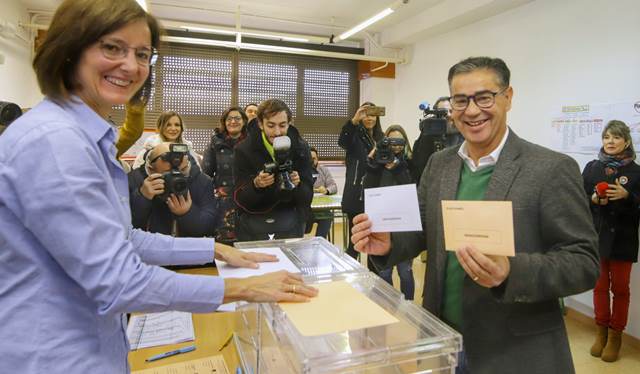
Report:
337,7,394,41
334,0,408,42
181,25,236,35
179,26,309,43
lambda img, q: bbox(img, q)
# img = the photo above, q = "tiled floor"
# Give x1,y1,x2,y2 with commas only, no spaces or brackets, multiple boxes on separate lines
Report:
320,222,640,373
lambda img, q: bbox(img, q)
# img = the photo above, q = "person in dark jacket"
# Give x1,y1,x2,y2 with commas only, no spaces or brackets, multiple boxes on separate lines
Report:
339,102,384,258
364,124,416,300
129,142,218,237
202,107,248,244
233,99,313,241
412,97,464,182
582,120,640,362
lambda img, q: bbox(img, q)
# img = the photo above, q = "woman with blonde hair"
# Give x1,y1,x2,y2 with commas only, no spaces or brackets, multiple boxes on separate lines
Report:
132,110,200,169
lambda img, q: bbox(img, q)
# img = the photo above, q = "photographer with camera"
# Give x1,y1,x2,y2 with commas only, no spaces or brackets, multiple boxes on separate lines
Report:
363,124,416,300
129,142,218,237
233,99,313,241
412,97,464,182
339,102,384,258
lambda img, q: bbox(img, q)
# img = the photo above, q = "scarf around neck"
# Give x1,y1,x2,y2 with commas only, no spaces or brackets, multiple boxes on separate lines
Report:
598,146,636,176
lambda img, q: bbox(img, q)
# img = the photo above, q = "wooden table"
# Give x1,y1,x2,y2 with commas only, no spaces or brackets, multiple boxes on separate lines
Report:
128,267,241,372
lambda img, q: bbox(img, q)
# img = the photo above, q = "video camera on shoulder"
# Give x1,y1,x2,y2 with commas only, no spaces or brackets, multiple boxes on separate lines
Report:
374,137,405,165
158,143,189,200
418,102,449,136
262,136,295,190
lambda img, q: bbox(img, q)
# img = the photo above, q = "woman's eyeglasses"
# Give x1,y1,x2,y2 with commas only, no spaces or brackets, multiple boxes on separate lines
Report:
98,39,158,67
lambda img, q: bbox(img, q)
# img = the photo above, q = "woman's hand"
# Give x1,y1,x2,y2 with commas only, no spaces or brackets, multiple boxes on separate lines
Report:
591,192,609,205
351,106,368,125
384,159,399,170
290,171,300,187
214,243,278,269
367,148,376,159
223,271,319,303
606,178,629,201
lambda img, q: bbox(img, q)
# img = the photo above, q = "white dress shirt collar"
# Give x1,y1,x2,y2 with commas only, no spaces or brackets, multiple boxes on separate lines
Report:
457,127,510,172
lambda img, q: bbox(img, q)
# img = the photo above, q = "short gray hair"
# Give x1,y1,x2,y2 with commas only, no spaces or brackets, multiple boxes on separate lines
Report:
448,57,511,89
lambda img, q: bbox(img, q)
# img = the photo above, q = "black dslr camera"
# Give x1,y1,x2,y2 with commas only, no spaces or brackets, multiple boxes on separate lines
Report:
263,136,295,190
157,143,189,200
374,137,406,165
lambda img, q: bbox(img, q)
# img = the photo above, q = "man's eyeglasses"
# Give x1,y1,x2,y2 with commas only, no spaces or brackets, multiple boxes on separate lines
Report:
448,87,508,111
98,39,158,67
226,116,243,122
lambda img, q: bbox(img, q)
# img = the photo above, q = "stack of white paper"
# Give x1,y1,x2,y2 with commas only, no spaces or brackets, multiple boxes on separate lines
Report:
127,311,194,350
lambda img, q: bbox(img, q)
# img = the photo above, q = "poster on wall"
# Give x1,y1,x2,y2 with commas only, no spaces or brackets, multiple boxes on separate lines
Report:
550,100,640,155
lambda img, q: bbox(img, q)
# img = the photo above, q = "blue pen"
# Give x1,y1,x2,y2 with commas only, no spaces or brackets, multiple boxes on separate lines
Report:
145,345,196,362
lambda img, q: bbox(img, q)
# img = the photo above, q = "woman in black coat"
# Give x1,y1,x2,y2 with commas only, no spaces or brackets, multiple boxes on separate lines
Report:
363,124,416,300
233,99,313,241
582,120,640,362
339,102,384,258
202,107,248,244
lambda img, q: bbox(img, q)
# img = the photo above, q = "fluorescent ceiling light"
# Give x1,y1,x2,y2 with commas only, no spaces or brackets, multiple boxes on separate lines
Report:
181,25,236,35
242,32,309,43
337,7,394,41
135,0,148,12
180,26,309,43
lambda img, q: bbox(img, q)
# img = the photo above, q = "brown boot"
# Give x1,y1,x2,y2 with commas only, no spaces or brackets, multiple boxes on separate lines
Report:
590,325,609,357
601,328,622,362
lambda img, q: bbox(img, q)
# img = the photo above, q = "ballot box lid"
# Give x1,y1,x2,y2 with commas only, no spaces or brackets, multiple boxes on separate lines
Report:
234,237,366,277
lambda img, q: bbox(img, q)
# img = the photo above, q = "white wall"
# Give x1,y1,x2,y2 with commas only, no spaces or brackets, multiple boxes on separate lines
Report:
0,0,41,108
390,0,640,338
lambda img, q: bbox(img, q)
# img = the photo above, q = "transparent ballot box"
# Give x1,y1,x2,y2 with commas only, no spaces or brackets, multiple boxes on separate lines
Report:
234,237,365,277
233,272,462,374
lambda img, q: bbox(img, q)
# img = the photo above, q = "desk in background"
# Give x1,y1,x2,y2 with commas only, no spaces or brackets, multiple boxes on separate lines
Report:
310,194,347,247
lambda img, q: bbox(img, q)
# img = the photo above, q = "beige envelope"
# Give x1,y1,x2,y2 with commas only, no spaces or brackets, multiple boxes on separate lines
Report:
441,200,515,257
279,280,399,336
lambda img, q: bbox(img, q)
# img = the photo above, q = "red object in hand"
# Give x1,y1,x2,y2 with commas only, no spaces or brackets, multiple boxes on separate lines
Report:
595,182,609,198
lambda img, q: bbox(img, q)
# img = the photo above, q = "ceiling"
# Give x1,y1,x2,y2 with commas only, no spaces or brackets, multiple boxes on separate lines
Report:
19,0,534,48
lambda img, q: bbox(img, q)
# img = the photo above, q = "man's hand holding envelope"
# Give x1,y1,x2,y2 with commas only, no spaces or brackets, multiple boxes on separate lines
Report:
351,199,515,289
443,200,514,288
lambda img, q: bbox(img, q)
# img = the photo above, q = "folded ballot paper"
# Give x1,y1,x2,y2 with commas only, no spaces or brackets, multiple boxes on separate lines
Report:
127,311,195,350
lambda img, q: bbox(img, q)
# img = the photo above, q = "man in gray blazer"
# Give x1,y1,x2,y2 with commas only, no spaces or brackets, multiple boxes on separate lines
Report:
351,57,599,374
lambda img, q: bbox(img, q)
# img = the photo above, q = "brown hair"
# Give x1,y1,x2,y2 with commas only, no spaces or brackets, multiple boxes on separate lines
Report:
219,106,248,133
257,99,293,124
33,0,161,102
603,120,635,154
156,111,184,143
385,124,412,159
